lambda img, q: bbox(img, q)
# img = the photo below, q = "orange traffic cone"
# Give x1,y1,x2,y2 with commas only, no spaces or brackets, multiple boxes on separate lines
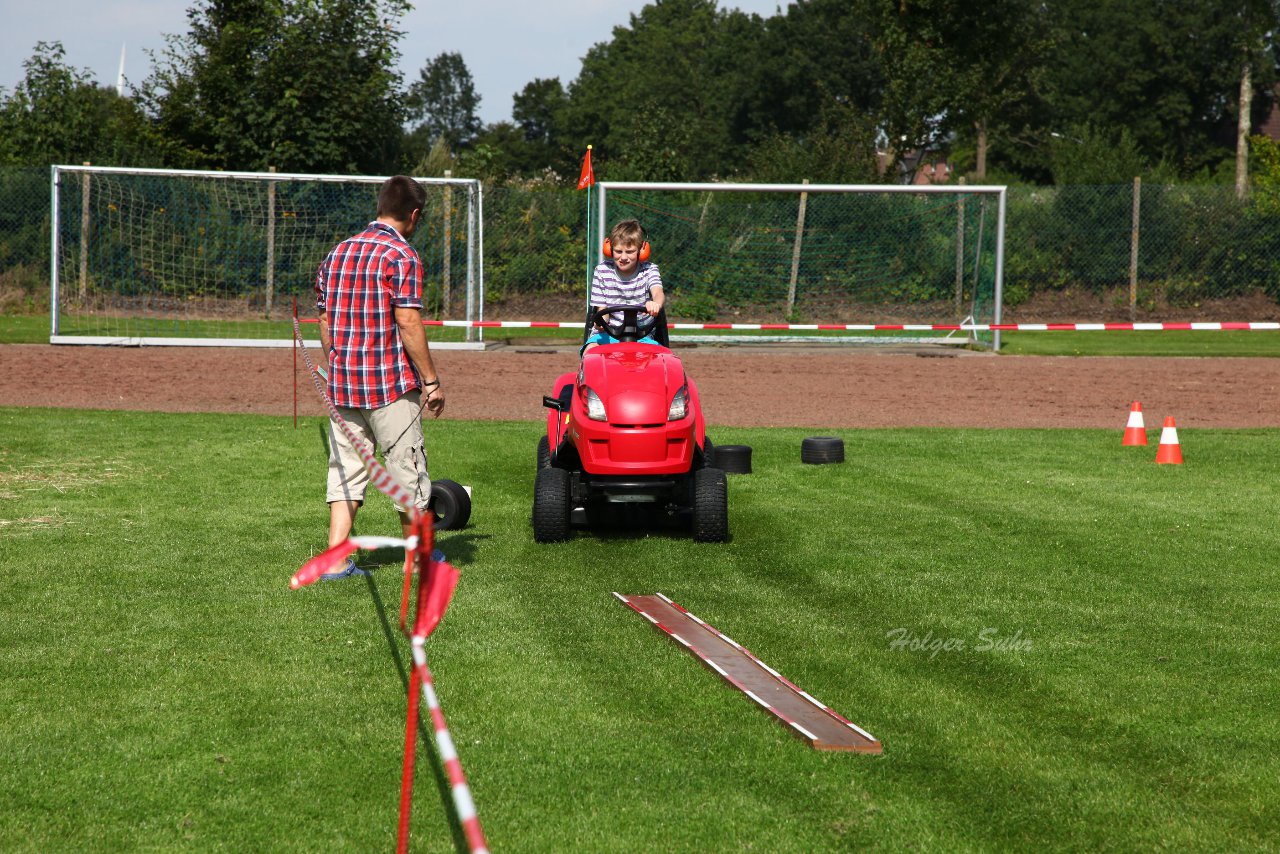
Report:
1122,401,1147,446
1155,416,1183,464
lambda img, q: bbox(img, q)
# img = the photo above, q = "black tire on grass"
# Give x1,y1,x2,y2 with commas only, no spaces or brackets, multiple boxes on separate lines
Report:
715,444,753,474
801,436,845,465
702,436,715,468
692,467,729,543
537,435,551,469
431,479,472,530
532,467,572,542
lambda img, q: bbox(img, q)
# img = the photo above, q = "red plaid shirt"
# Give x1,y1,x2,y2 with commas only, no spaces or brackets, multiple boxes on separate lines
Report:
315,221,424,409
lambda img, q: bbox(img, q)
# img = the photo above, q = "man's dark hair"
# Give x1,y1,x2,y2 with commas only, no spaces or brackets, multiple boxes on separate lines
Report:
377,175,428,221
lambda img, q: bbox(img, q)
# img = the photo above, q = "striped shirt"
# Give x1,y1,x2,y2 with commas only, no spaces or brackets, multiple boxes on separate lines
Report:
590,260,663,333
314,221,423,409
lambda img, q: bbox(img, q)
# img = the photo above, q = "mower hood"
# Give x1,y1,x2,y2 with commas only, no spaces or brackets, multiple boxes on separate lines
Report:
581,343,686,425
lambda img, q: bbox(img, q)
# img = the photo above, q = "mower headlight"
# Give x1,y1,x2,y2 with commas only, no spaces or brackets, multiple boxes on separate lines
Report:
668,384,689,421
584,386,607,421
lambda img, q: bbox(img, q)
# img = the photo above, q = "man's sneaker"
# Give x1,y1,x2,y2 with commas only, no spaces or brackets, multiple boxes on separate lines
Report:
319,557,369,581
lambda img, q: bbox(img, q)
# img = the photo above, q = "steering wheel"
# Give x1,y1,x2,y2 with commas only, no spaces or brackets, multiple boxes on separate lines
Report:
589,304,647,343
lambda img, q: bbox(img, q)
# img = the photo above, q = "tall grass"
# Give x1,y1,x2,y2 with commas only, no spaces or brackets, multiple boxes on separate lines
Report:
1,410,1277,851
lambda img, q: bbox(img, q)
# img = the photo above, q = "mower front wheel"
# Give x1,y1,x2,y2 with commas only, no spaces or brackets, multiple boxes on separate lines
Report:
533,466,572,542
692,467,729,543
537,435,552,469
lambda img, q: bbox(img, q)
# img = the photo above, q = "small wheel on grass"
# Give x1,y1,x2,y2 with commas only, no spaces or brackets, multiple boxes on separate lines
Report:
532,467,572,542
692,467,729,543
715,444,752,474
430,479,472,530
537,435,552,469
801,436,845,464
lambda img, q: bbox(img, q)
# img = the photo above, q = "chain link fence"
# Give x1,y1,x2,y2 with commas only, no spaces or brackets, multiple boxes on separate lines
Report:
5,168,1280,322
1005,183,1280,319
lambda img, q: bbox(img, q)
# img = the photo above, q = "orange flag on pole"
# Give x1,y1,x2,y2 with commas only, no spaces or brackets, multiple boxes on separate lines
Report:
577,145,594,189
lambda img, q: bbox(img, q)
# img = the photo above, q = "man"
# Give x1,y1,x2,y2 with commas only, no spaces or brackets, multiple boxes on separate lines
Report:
314,175,445,580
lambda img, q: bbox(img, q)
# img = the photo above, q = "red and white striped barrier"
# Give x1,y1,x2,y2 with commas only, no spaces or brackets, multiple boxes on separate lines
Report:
291,318,486,854
298,317,1280,332
410,638,489,854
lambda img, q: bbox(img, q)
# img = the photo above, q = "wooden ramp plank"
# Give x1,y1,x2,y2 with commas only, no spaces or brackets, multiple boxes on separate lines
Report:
615,593,882,753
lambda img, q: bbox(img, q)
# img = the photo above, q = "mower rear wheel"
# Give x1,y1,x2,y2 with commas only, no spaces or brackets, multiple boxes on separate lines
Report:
692,467,729,543
533,467,572,542
536,435,551,469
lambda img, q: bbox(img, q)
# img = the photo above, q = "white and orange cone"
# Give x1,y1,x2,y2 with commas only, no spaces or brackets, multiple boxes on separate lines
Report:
1155,416,1183,465
1122,401,1147,446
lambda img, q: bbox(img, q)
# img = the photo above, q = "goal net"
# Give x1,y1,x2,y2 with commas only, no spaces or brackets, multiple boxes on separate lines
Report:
50,166,483,347
597,181,1006,347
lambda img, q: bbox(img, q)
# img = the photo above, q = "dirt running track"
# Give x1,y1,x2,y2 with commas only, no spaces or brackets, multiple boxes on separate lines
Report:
2,342,1277,429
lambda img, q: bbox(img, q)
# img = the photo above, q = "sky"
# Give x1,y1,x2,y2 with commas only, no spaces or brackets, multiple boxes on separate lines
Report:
1,0,785,125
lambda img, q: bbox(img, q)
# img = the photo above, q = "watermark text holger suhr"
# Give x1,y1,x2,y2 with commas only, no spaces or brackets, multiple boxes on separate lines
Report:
886,627,1033,659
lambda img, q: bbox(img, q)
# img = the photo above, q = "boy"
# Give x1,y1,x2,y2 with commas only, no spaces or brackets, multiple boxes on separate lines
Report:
584,219,665,351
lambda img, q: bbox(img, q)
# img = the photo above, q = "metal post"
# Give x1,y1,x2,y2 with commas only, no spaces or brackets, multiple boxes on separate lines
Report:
1129,176,1141,322
79,162,91,302
442,170,453,316
955,176,966,318
266,166,276,317
50,166,62,337
787,179,808,316
992,188,1007,352
465,181,479,344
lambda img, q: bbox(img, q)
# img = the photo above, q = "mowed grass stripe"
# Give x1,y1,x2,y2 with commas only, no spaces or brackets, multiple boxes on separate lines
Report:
0,410,1276,852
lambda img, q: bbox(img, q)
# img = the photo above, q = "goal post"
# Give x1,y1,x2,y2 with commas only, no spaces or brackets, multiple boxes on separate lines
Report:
596,181,1007,349
49,165,485,348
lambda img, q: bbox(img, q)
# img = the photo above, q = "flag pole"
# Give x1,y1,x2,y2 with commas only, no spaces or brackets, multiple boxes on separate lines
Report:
579,145,594,311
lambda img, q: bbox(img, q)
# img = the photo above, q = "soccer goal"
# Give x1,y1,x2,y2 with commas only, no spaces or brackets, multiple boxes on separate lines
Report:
596,181,1007,348
50,165,484,348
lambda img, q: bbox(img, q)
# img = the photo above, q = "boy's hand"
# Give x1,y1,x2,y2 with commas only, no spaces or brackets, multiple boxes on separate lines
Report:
644,299,663,315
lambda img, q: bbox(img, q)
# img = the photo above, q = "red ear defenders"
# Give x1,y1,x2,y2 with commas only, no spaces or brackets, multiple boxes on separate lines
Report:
602,238,651,262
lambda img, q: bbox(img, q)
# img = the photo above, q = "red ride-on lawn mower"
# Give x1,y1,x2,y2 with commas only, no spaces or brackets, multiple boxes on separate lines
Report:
533,305,728,543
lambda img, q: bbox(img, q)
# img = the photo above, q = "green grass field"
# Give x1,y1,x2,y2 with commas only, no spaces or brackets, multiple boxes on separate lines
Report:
2,410,1277,852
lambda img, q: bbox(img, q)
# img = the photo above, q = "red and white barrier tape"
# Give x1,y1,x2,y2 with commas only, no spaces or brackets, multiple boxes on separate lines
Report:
291,318,417,510
292,319,486,852
412,638,489,854
296,317,1280,332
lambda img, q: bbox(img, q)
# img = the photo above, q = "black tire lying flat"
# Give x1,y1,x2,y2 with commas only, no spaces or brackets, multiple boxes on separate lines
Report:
537,435,551,469
532,467,572,542
431,479,472,530
801,436,845,464
692,467,729,543
715,444,752,474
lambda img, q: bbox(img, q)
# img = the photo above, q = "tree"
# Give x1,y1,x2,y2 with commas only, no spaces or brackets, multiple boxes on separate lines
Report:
0,41,157,167
513,77,567,147
745,106,881,184
747,0,883,142
931,0,1052,180
406,52,482,151
1223,0,1280,197
1038,0,1279,178
141,0,408,173
564,0,770,180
